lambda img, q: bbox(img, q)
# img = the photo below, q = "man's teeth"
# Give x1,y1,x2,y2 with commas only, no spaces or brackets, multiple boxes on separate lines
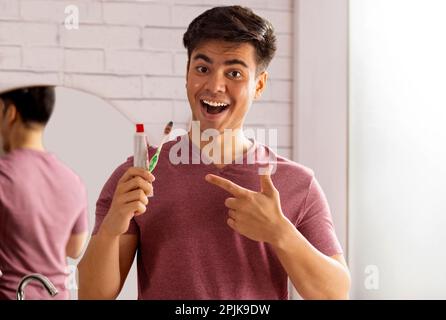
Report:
202,100,229,107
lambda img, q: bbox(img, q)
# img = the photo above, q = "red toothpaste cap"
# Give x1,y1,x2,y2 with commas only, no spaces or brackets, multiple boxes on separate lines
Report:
136,123,144,133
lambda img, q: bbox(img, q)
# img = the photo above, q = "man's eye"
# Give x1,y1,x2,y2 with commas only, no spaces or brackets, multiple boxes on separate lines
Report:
228,71,242,78
196,66,208,73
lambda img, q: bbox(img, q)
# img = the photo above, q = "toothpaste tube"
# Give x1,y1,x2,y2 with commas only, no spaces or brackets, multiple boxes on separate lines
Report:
134,123,149,170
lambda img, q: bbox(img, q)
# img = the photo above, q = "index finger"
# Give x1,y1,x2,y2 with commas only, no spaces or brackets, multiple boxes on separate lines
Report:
119,167,155,184
205,174,251,197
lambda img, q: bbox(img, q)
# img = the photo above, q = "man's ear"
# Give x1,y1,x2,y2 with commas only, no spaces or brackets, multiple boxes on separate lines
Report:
254,71,268,100
5,103,18,125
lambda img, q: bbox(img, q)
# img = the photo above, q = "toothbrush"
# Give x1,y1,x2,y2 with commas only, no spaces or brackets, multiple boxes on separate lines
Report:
148,121,173,172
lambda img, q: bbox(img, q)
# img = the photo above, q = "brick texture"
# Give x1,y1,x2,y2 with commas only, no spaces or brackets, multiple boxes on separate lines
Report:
0,0,293,158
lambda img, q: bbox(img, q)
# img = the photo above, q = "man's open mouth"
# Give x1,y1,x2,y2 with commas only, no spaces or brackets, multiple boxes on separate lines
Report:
200,99,230,114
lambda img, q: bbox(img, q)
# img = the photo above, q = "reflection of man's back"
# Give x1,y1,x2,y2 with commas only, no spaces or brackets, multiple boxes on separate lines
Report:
0,86,88,300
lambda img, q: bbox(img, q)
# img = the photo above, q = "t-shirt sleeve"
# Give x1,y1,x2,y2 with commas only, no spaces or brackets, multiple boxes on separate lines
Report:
296,176,343,257
71,183,88,234
92,161,139,235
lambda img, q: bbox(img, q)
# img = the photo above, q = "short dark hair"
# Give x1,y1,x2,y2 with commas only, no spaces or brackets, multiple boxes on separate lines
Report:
0,86,55,126
183,5,277,74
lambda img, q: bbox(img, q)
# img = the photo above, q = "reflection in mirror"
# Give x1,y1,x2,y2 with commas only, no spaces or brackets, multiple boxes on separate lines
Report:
1,86,93,300
44,87,136,299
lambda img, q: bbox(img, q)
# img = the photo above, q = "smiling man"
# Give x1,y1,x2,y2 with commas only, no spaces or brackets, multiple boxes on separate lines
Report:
78,6,350,300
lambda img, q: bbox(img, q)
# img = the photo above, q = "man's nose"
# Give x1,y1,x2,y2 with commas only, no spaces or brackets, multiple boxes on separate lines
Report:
205,72,226,93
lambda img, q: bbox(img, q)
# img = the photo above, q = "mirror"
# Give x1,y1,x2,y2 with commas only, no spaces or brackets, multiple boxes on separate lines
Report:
44,87,140,299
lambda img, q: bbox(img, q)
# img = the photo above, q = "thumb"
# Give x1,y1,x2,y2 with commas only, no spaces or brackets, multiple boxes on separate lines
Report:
260,172,277,196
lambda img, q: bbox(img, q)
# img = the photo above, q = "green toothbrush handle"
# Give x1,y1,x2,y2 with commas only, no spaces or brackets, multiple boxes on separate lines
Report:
148,152,159,172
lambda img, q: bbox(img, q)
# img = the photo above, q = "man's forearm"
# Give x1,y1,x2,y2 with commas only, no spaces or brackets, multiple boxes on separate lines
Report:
78,228,122,299
270,219,351,299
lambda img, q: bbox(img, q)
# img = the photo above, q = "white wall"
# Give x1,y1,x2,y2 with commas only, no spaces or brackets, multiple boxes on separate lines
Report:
293,0,348,254
349,0,446,299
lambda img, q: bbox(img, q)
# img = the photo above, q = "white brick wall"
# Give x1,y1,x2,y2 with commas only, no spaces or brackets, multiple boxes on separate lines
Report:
0,21,58,45
106,50,172,75
0,0,293,156
0,0,19,20
103,2,170,27
60,25,141,49
20,0,102,23
0,45,21,68
64,49,104,73
23,46,63,71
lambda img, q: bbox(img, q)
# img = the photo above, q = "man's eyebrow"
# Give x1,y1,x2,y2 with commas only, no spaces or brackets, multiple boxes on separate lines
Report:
193,53,212,64
224,59,248,69
192,54,248,69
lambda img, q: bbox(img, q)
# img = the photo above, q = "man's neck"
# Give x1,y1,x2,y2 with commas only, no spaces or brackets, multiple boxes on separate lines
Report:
9,129,45,152
189,128,252,167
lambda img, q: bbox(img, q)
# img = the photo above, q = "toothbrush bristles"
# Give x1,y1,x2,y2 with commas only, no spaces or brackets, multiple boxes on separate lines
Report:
164,121,173,135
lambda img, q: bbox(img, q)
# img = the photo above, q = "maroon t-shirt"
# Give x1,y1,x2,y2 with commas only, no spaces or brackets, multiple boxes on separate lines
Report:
0,149,88,300
93,135,342,299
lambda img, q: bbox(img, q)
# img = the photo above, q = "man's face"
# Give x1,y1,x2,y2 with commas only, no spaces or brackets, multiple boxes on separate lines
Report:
186,40,267,133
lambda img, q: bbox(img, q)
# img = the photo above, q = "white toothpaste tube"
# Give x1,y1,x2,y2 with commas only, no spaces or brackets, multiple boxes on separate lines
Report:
134,123,149,170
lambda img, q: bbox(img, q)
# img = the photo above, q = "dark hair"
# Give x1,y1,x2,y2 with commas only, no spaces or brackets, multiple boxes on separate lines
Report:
0,86,55,126
183,5,277,74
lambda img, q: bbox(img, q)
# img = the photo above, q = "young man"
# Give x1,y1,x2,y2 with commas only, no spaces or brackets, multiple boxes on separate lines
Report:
79,6,350,299
0,86,88,299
